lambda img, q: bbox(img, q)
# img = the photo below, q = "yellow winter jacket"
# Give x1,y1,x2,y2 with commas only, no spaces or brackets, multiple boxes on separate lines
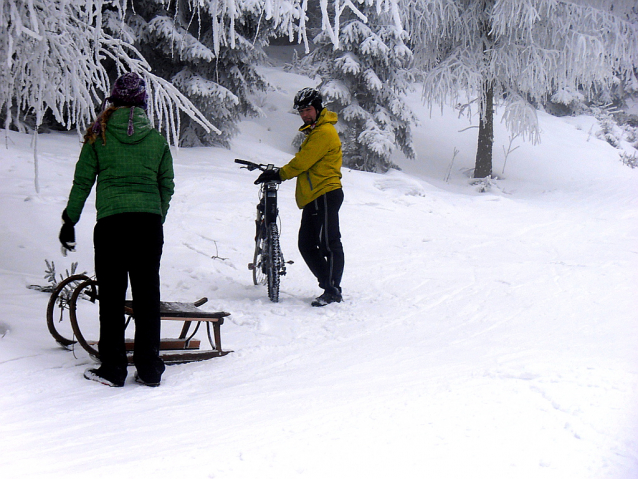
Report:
279,108,343,208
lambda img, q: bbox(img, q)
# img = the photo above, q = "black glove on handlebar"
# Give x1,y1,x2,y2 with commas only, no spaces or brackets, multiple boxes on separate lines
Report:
254,168,281,185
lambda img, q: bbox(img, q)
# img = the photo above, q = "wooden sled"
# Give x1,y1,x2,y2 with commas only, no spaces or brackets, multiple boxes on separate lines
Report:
46,275,232,364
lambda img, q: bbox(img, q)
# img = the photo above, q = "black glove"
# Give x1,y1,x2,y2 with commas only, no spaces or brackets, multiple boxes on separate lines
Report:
59,209,76,256
254,168,280,185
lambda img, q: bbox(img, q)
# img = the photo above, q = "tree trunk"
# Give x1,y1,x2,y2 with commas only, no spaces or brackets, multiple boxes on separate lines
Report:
474,79,494,179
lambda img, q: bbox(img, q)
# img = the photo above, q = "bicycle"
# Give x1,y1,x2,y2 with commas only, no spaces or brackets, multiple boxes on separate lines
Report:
235,159,289,302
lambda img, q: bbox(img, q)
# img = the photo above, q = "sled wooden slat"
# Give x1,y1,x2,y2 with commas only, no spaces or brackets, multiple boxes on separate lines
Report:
88,338,202,351
125,301,230,320
158,350,230,364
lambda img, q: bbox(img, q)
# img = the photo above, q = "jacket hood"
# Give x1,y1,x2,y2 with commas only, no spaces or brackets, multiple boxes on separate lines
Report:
106,107,154,144
299,108,338,133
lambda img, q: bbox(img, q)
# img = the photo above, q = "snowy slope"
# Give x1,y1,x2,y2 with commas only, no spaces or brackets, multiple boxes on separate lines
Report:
0,66,637,479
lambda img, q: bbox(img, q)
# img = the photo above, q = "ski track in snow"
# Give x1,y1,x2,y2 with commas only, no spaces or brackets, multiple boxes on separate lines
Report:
0,68,637,478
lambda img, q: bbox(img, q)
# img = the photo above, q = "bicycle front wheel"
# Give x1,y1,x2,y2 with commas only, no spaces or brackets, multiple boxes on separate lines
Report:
266,223,282,302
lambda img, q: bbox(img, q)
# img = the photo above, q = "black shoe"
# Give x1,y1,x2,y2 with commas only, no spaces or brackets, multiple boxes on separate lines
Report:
311,291,343,307
84,368,125,387
134,372,161,387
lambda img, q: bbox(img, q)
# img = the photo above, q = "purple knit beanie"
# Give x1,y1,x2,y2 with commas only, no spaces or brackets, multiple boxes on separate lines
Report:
107,72,147,109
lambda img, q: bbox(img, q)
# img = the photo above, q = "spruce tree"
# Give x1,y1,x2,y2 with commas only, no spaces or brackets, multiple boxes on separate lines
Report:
300,5,416,172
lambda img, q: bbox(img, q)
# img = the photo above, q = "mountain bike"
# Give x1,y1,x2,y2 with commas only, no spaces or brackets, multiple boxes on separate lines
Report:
235,159,288,302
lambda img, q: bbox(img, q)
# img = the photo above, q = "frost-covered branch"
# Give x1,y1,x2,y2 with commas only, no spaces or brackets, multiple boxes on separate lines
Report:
0,0,218,143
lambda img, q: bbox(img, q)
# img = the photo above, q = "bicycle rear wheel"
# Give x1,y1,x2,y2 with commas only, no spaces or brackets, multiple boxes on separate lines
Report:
252,228,267,286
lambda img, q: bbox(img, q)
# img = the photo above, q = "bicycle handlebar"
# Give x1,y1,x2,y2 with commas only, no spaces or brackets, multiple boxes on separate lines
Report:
234,158,257,168
234,158,277,173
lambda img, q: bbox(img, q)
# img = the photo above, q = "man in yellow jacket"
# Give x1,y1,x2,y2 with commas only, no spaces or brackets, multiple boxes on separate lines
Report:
256,88,344,306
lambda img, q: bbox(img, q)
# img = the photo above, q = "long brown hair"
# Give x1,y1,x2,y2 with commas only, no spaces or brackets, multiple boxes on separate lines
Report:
83,106,120,145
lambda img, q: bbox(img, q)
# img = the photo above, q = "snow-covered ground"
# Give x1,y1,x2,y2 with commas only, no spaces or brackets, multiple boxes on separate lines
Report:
1,66,637,479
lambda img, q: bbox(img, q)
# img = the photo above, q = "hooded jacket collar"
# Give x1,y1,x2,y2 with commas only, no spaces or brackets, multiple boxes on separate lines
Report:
106,107,153,144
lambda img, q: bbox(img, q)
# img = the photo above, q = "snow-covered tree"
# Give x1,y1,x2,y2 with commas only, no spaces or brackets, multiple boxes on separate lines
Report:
299,3,416,172
402,0,638,178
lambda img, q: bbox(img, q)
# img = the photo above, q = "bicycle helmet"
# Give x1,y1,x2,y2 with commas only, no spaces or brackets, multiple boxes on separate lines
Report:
293,87,323,112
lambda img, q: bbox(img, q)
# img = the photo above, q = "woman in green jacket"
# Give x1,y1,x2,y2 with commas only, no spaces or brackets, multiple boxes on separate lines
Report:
59,72,174,387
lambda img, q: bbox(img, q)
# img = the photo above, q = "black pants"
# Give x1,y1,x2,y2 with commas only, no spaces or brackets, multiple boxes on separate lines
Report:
298,188,344,294
94,213,165,383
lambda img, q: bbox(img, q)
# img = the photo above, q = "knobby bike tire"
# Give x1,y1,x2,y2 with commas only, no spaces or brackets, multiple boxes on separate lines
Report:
266,223,282,302
69,278,100,358
46,274,91,347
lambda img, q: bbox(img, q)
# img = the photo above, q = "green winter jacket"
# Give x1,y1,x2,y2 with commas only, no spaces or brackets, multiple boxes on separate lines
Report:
279,108,342,208
65,107,174,224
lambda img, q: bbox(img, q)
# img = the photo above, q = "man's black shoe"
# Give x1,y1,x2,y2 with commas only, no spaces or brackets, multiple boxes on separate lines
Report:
311,291,343,307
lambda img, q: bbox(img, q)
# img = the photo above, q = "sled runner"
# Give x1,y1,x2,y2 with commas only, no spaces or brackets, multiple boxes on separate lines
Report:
46,274,232,364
